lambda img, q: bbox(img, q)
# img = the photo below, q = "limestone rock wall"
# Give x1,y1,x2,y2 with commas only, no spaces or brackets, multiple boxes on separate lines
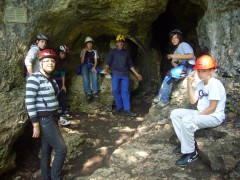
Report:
197,0,240,76
0,0,239,176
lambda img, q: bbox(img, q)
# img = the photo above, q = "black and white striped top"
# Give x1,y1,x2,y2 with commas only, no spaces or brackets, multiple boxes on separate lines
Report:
25,72,59,123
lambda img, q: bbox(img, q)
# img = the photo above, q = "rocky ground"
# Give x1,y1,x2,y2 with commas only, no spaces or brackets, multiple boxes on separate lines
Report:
1,89,239,180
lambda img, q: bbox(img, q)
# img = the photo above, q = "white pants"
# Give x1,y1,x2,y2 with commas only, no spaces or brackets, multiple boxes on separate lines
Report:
170,108,222,154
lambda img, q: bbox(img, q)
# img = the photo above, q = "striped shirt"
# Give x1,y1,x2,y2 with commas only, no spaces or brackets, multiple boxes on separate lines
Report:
25,72,59,123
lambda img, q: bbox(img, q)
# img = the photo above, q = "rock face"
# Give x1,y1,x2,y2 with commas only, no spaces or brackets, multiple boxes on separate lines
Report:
89,78,240,179
0,0,239,176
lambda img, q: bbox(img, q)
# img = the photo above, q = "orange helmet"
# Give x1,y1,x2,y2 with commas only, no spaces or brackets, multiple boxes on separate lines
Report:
194,55,216,70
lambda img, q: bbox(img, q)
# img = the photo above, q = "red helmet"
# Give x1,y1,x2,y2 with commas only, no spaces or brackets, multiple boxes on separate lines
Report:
39,49,57,60
59,45,69,53
194,55,216,70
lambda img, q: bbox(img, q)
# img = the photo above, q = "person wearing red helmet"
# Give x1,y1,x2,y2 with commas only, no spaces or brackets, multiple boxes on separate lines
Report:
153,29,196,109
25,49,67,180
52,45,71,126
24,34,49,78
170,55,226,167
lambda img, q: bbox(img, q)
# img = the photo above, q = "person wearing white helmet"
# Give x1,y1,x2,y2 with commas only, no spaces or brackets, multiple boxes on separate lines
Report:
80,36,100,100
24,34,49,78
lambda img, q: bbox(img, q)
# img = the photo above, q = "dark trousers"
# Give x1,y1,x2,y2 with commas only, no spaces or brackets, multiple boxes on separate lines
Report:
39,116,67,180
56,80,68,113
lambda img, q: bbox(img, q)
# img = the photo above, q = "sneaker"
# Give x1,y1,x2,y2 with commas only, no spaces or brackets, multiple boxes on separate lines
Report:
86,93,92,101
176,151,199,166
155,101,169,109
124,110,137,117
93,92,99,98
172,145,181,154
152,96,160,104
60,116,71,126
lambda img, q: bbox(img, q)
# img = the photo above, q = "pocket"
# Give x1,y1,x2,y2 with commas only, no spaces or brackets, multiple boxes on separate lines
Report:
39,116,58,128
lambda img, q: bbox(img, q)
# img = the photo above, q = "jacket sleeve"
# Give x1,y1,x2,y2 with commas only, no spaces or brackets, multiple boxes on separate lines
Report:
24,47,39,66
25,75,40,123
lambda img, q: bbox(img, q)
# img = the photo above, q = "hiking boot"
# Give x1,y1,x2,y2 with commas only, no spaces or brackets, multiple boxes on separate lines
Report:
124,110,137,117
172,145,181,154
86,93,92,101
60,116,71,126
93,92,99,98
176,151,199,166
152,96,160,104
155,101,169,109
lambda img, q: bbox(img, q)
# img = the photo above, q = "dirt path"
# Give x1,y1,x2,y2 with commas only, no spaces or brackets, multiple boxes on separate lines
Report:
1,93,153,180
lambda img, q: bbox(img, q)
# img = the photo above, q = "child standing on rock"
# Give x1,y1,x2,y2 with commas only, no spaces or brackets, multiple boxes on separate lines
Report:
170,55,226,167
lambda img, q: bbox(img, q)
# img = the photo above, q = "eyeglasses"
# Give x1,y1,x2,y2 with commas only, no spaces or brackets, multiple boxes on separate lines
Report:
42,60,56,64
198,90,208,99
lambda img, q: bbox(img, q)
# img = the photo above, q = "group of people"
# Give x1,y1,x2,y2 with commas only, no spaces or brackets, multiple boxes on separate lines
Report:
24,33,143,179
152,29,226,167
24,30,226,179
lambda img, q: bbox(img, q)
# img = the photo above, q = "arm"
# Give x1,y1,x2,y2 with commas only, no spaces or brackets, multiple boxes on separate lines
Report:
92,50,98,73
25,47,39,75
25,76,40,138
80,49,86,64
171,61,178,67
26,65,34,75
61,76,66,92
167,53,194,62
199,100,218,115
102,51,113,73
130,67,142,81
187,71,198,104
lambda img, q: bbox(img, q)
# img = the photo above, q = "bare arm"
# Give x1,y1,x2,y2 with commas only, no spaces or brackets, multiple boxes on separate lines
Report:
81,49,86,64
61,76,66,92
130,67,142,81
199,100,218,115
32,122,40,138
167,53,194,60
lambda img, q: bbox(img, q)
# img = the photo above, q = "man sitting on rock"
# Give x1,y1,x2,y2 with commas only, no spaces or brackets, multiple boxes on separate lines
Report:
170,55,226,167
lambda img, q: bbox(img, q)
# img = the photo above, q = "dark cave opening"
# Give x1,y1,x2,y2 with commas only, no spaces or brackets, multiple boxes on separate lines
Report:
151,0,205,79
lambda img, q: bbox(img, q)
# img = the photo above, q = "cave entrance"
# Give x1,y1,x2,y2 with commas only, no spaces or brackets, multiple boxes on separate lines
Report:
151,0,205,79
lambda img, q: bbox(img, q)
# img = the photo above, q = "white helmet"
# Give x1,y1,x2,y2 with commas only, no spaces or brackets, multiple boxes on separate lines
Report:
85,36,94,43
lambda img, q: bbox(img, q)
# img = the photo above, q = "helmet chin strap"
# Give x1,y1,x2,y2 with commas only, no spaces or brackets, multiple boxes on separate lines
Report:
40,64,51,77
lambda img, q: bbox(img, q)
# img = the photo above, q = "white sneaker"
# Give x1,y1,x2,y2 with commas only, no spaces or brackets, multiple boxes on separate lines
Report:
60,116,71,126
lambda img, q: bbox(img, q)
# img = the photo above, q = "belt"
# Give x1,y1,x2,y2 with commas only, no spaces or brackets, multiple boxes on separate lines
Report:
39,114,59,121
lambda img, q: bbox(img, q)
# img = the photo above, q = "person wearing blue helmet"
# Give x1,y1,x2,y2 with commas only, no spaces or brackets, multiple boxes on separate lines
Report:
153,29,196,108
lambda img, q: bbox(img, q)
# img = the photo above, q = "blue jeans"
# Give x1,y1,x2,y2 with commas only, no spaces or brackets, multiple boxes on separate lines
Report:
158,63,193,103
158,80,173,103
39,116,67,180
81,64,98,93
112,74,130,111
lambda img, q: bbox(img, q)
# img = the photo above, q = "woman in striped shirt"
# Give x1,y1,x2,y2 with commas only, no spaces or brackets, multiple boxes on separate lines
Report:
25,49,67,180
